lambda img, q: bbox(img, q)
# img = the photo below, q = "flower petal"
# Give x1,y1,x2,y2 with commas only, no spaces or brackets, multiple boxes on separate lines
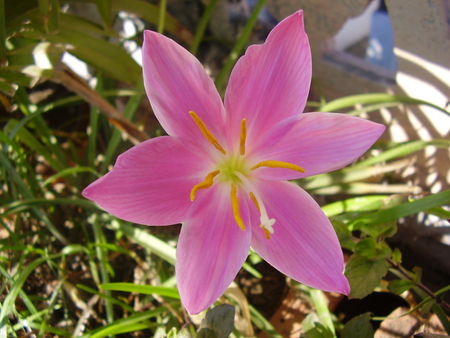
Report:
143,31,227,155
224,10,311,148
82,136,211,225
249,112,385,180
250,180,350,295
176,184,252,314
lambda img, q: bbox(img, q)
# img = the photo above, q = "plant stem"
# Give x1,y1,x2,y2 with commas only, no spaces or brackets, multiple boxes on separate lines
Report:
214,0,267,94
190,0,220,55
387,258,450,313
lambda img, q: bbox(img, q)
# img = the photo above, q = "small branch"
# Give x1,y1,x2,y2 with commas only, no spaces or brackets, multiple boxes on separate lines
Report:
51,64,149,145
387,258,450,313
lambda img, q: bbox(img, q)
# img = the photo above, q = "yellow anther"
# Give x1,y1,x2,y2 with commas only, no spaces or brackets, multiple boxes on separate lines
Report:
263,228,271,240
251,160,305,173
189,111,226,155
249,192,260,212
240,119,247,156
190,170,220,201
231,183,246,231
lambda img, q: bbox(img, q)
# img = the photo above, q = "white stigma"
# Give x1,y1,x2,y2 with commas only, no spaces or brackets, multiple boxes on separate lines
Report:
260,216,275,233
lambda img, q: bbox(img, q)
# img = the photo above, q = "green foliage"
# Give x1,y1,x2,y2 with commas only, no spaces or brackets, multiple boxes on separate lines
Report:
1,0,450,337
345,254,388,299
388,280,414,295
341,313,374,338
101,283,180,299
197,304,235,338
302,314,335,338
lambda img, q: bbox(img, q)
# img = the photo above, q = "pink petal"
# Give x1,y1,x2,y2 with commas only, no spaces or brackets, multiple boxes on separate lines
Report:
176,184,252,314
82,136,211,225
142,31,227,156
249,113,385,180
250,180,350,295
224,10,311,148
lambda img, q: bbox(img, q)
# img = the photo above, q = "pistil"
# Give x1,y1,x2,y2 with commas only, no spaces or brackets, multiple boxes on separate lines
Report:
234,172,275,238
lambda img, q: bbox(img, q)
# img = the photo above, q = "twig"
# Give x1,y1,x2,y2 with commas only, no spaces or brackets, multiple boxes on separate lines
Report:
387,258,450,313
51,64,149,145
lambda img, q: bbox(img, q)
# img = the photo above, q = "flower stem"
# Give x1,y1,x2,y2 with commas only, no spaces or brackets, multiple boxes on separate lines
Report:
215,0,267,94
157,0,167,34
92,215,115,334
190,0,220,55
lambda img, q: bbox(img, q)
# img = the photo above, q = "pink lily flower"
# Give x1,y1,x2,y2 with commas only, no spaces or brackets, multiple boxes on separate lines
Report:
83,10,385,314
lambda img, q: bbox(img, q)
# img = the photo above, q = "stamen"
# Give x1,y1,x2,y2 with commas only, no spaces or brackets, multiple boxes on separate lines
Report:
189,111,227,155
190,170,220,201
263,228,271,240
249,192,259,211
231,183,246,231
240,119,247,156
251,160,305,173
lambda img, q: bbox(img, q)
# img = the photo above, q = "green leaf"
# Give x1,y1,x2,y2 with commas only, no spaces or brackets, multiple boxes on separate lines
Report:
345,254,388,298
354,139,450,168
4,119,64,171
178,328,194,338
348,190,450,230
392,248,402,263
100,283,180,299
300,160,410,190
309,288,337,338
20,11,141,84
214,0,267,93
341,312,374,338
310,182,417,195
331,220,355,251
0,255,59,335
96,0,112,29
248,305,282,338
38,0,59,34
431,304,450,335
0,0,6,65
78,308,164,338
354,238,391,260
6,41,66,78
354,238,377,259
360,195,406,239
411,267,422,284
419,299,434,318
0,70,35,88
197,304,235,338
0,78,17,96
320,93,450,117
302,314,335,338
42,166,101,186
167,328,193,338
322,196,388,218
425,206,450,220
1,198,98,216
388,280,414,295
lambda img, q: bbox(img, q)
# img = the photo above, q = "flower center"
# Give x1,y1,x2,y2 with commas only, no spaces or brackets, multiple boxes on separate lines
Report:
188,111,305,239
